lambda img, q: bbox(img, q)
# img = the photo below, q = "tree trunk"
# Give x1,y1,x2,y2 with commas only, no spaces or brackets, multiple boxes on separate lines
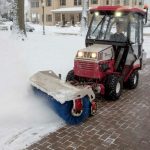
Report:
13,0,26,38
81,0,89,35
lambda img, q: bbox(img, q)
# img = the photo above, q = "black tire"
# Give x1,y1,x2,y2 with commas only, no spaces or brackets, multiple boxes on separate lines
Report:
105,75,123,100
66,70,75,82
125,70,139,89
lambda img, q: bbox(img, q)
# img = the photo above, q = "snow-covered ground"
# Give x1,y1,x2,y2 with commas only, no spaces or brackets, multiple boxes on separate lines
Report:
0,24,85,150
0,23,150,150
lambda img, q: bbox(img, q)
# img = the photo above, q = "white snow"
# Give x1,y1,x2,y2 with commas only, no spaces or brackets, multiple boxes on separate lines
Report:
51,7,83,13
143,35,150,57
0,23,85,150
30,71,95,104
0,22,150,150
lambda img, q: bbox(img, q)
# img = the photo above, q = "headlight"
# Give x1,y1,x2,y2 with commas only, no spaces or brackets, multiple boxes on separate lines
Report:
115,12,122,17
91,52,97,58
95,12,99,17
77,51,84,57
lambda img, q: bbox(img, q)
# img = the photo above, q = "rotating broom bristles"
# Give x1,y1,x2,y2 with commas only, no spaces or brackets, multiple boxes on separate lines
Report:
32,86,92,125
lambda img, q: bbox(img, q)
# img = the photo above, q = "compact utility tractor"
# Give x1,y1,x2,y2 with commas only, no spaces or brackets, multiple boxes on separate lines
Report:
30,6,148,125
66,5,148,100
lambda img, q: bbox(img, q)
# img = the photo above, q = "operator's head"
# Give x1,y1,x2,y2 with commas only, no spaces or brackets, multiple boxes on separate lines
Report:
116,21,124,33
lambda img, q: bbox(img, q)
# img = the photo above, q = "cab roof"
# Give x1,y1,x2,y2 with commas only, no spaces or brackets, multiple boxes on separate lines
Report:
90,6,146,16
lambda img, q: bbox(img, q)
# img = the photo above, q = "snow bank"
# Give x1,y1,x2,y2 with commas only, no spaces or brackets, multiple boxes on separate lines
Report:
0,28,85,149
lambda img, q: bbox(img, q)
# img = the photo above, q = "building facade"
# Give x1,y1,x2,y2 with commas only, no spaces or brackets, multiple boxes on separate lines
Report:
30,0,144,26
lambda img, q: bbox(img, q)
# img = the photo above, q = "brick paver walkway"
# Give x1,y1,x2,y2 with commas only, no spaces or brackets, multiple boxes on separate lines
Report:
27,60,150,150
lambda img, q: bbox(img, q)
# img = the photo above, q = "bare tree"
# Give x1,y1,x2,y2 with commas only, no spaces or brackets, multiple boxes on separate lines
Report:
13,0,26,38
81,0,89,35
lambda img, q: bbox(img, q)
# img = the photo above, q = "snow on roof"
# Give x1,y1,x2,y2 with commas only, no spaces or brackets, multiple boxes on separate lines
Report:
51,7,83,13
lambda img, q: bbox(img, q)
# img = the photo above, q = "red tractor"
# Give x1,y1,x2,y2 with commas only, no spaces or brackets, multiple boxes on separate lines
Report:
30,5,148,125
66,6,148,100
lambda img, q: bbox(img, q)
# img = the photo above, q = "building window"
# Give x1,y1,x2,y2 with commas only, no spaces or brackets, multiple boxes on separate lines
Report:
31,1,39,8
31,13,40,23
132,0,137,5
124,0,129,5
132,0,143,5
79,13,81,21
139,0,143,5
114,0,120,5
91,0,98,4
74,0,82,6
60,0,66,6
46,0,52,6
55,13,61,22
106,0,109,5
46,14,52,22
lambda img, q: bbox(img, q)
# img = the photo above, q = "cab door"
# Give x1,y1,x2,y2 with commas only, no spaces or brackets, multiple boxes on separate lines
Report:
127,14,143,67
130,14,139,59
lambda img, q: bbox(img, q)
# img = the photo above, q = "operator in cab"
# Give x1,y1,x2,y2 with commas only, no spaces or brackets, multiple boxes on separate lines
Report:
110,21,127,42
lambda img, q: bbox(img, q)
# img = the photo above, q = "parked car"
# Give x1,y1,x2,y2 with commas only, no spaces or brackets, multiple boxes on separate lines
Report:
0,22,8,30
10,24,35,32
25,24,35,32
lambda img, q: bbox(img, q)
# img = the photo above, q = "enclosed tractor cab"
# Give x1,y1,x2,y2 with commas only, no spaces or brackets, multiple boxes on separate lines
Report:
66,6,148,100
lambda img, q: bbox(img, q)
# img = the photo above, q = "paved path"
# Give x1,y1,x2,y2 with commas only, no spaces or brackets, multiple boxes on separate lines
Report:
27,60,150,150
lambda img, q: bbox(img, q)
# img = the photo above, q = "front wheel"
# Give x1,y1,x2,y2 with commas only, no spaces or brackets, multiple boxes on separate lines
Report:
105,75,123,100
66,70,75,82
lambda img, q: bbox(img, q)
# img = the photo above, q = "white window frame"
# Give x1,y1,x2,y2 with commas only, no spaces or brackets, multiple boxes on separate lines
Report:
74,0,82,6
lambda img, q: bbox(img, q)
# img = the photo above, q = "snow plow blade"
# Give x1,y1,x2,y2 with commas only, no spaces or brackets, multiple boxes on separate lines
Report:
30,70,96,125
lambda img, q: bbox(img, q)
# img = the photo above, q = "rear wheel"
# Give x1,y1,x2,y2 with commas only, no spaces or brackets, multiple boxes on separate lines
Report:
105,75,123,100
125,70,139,89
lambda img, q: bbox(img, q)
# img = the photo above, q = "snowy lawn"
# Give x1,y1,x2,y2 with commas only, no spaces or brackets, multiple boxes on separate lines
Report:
0,25,85,150
0,23,150,150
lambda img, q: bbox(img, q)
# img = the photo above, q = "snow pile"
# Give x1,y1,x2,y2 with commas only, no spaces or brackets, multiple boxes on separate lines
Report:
0,31,65,150
27,23,81,35
0,28,85,149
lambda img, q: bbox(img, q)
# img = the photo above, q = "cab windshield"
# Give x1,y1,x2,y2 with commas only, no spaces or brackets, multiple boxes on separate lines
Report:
87,12,129,43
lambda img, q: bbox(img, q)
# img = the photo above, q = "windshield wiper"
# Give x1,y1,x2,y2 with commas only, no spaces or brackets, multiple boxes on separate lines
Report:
95,16,106,40
103,17,112,39
92,15,106,35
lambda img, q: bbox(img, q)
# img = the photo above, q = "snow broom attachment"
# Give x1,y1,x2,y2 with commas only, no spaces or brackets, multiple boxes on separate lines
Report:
30,70,96,125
